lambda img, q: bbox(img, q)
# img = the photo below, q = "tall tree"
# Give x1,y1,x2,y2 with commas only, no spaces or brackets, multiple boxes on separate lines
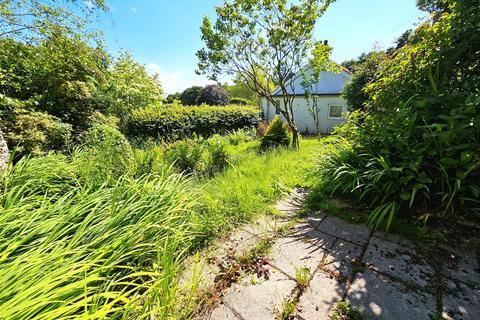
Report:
102,51,163,120
0,0,107,40
197,0,335,148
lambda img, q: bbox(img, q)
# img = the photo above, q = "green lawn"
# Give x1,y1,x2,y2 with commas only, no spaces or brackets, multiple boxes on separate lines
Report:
195,138,321,243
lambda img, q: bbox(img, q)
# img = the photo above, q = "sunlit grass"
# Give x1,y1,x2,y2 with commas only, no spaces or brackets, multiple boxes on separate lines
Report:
0,137,321,319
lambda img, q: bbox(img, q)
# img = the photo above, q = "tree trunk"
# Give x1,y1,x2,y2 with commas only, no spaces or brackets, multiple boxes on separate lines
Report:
315,122,322,140
291,126,300,149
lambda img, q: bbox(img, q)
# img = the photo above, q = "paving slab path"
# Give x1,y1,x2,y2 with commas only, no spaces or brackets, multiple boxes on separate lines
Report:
188,189,480,320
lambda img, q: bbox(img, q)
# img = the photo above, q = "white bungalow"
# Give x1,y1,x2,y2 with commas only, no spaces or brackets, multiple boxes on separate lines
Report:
260,66,352,134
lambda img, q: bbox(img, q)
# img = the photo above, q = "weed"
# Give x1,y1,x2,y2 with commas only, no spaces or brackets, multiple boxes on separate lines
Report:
236,238,273,264
330,301,363,320
276,298,297,320
295,267,310,289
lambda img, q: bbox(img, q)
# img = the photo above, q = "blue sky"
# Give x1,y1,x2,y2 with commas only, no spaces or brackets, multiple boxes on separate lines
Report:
99,0,427,94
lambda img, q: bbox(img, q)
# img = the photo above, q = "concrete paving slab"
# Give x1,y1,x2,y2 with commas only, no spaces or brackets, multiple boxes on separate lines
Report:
205,302,238,320
274,188,307,217
241,215,279,237
363,236,434,288
322,240,363,277
347,271,437,320
442,278,480,320
223,268,296,320
316,215,371,246
296,270,346,319
441,248,480,286
373,230,416,248
268,231,334,278
217,229,259,257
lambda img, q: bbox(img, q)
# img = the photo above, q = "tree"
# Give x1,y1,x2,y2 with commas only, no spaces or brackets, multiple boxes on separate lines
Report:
300,42,339,137
196,84,230,106
166,92,181,104
0,0,107,40
225,75,259,104
342,51,388,110
102,51,163,120
0,33,110,129
197,0,335,148
180,86,203,106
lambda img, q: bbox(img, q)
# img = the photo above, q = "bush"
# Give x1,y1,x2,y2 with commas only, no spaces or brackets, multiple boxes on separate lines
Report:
79,124,135,184
315,0,480,230
230,97,250,106
342,51,388,110
261,116,291,149
0,95,72,156
228,128,256,146
164,136,230,176
196,84,230,106
164,139,206,174
180,86,203,106
127,105,260,141
205,136,229,175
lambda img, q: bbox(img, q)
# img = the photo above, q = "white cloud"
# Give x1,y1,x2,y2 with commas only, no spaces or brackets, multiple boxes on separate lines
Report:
146,63,216,94
130,7,137,13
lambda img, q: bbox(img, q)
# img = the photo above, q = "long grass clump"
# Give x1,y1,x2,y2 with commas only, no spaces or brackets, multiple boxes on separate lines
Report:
0,148,200,319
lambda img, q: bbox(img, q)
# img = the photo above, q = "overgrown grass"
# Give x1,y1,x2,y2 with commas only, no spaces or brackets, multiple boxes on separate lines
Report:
195,138,321,242
0,132,321,319
0,153,198,319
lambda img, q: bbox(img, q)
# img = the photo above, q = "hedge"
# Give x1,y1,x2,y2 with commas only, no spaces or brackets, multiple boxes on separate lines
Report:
127,105,261,140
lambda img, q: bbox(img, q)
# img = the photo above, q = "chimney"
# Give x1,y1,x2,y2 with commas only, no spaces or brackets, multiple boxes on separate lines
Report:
323,40,328,45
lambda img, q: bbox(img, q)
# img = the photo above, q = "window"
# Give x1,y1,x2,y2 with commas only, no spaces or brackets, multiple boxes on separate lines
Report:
329,105,344,118
275,99,280,114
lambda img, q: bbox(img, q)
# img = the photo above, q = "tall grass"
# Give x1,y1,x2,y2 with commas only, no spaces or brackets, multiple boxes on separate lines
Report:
0,131,321,319
0,151,199,319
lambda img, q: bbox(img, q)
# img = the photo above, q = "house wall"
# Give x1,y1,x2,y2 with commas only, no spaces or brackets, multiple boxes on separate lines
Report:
272,69,352,96
261,96,348,134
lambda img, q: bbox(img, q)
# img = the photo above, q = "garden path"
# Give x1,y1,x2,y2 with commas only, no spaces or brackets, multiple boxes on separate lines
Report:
187,189,480,320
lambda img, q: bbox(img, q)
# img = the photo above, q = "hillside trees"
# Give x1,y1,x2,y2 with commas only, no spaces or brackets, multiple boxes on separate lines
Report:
197,0,335,148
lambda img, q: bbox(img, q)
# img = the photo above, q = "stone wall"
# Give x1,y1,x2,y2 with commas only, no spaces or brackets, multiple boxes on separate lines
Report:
0,129,8,171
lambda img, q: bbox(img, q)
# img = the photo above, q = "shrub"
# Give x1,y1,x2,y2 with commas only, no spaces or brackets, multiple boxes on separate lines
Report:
164,138,206,174
196,84,230,106
127,105,260,141
342,51,388,110
228,128,256,146
261,116,291,149
79,124,135,184
205,136,229,175
315,0,480,230
180,86,203,106
0,95,72,156
230,97,250,106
